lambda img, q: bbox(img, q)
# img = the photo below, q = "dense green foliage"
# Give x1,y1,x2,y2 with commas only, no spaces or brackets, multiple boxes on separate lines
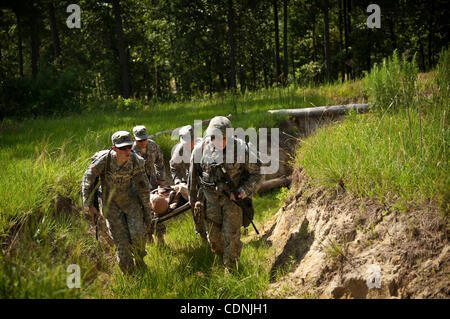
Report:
0,65,84,118
1,0,448,117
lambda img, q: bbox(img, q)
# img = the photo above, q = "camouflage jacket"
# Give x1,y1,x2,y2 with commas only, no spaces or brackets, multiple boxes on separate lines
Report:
132,139,165,188
170,138,202,185
188,137,263,203
81,150,152,223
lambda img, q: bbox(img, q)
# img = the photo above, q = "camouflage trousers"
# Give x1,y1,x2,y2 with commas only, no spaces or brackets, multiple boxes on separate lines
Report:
149,220,166,242
103,197,147,274
203,190,243,267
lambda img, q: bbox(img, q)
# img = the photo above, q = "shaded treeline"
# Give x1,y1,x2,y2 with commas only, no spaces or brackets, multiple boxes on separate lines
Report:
0,0,448,117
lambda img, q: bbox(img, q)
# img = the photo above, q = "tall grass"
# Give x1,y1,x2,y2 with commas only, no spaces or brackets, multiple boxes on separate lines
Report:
296,49,449,212
363,50,419,112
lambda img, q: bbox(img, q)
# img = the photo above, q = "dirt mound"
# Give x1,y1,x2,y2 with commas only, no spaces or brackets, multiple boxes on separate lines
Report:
263,167,449,299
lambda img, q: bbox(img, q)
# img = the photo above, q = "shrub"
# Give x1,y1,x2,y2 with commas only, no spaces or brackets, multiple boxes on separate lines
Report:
0,65,84,119
364,50,419,112
435,47,450,101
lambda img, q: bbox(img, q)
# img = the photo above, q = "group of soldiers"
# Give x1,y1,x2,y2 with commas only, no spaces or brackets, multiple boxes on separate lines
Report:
81,116,263,274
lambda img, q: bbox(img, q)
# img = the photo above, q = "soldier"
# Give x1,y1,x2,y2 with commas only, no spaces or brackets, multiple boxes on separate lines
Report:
188,116,262,269
170,125,202,199
81,131,152,274
170,125,205,239
132,125,165,189
132,125,166,243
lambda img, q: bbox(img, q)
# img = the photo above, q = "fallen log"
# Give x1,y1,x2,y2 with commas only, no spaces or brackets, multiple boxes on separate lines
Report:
149,114,233,139
267,104,370,118
257,175,292,195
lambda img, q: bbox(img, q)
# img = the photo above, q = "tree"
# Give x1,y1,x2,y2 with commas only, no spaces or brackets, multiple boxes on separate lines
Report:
112,0,130,98
283,0,289,85
321,0,330,82
47,0,61,66
227,0,237,91
273,0,281,86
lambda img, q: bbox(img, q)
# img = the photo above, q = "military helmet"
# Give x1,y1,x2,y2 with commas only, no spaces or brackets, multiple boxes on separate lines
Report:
112,131,133,148
204,116,231,138
178,125,194,143
133,125,149,141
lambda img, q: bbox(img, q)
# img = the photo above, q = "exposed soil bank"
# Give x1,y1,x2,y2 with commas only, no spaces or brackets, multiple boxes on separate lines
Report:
263,167,449,299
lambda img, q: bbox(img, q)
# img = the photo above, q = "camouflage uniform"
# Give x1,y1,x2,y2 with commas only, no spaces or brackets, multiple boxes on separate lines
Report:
132,125,166,241
171,126,204,237
82,131,152,274
170,125,202,185
188,117,262,268
131,138,165,189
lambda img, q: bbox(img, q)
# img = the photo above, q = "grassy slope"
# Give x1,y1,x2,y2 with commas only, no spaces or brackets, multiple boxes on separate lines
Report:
296,72,448,213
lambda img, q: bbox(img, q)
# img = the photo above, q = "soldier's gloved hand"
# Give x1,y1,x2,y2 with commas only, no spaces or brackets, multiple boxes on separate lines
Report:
88,206,98,225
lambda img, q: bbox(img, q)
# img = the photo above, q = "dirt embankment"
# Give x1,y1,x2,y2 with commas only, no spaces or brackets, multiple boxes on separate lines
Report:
262,167,449,299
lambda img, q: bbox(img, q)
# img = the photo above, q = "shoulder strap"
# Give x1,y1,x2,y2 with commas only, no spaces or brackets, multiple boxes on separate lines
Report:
101,148,112,182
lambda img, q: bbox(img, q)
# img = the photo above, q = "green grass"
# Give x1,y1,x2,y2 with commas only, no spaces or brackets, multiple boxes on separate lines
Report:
296,107,448,209
296,51,449,212
2,55,446,298
0,188,284,299
1,85,318,298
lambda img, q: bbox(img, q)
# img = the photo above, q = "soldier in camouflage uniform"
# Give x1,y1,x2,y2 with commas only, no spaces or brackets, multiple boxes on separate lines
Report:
82,131,152,274
188,116,262,269
132,125,166,243
132,125,165,189
170,125,205,239
170,125,202,196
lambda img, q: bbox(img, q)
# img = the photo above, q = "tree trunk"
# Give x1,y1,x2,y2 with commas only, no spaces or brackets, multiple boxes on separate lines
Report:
15,9,24,77
312,15,317,62
418,38,425,71
343,0,352,79
207,57,213,97
239,68,246,94
273,0,281,86
251,53,257,90
387,16,396,51
367,29,371,72
263,64,268,88
291,55,295,82
338,0,345,82
256,176,292,194
282,0,289,86
227,0,237,91
48,1,61,65
112,0,131,98
322,0,331,82
427,0,434,68
155,64,161,99
29,11,40,78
